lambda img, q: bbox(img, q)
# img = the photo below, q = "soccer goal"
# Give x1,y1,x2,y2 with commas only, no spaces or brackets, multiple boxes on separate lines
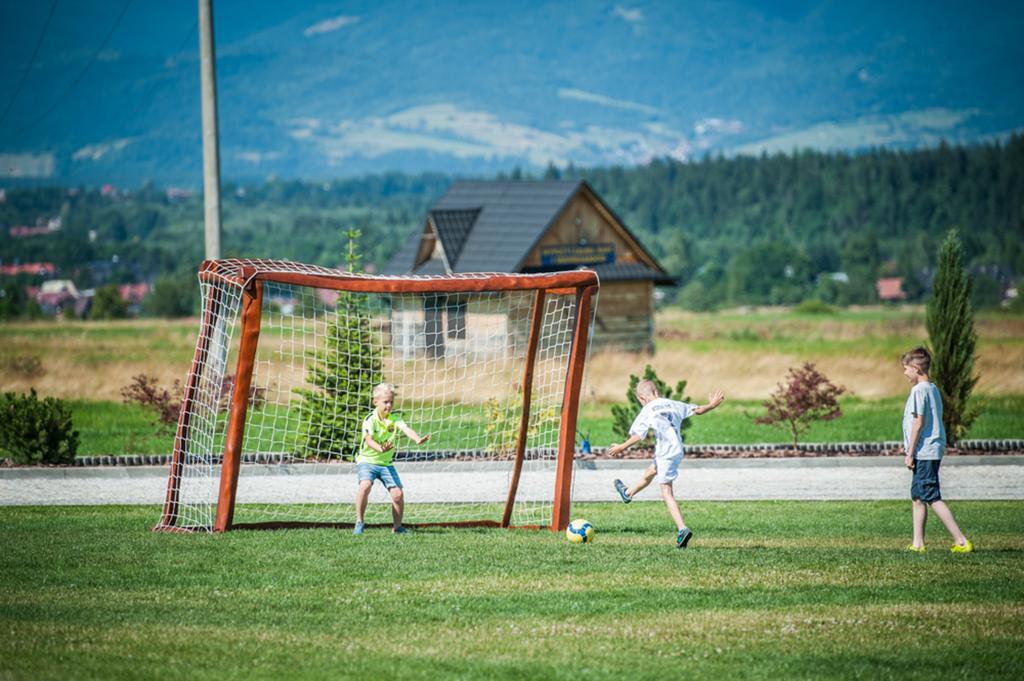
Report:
156,259,599,533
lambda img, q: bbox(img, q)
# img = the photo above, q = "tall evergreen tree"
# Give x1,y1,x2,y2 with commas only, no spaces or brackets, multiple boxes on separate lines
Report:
294,230,383,460
926,229,979,444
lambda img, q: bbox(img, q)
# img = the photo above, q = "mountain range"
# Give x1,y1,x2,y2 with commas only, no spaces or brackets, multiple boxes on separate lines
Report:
1,0,1022,186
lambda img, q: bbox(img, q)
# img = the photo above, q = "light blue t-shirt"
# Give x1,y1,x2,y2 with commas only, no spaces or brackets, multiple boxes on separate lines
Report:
902,382,946,460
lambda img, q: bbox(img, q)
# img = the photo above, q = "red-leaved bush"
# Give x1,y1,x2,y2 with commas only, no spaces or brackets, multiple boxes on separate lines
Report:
218,374,267,413
755,363,845,449
121,375,183,435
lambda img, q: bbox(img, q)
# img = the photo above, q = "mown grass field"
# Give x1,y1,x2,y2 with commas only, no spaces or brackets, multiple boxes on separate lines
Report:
69,394,1024,455
2,501,1022,680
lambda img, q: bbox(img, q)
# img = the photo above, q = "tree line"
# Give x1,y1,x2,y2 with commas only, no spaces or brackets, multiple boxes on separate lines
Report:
0,137,1020,316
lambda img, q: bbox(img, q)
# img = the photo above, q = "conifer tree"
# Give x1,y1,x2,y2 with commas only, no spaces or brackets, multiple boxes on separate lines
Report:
926,229,979,444
294,230,383,459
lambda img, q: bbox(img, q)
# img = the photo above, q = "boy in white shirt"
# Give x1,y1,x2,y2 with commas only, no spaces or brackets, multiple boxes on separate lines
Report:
606,379,725,548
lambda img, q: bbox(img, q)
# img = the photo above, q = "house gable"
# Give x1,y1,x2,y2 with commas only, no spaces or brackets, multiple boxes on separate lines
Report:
520,190,652,271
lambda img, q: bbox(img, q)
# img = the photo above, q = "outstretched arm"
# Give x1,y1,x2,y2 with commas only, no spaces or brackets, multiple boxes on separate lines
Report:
694,390,726,415
606,433,643,457
399,423,430,445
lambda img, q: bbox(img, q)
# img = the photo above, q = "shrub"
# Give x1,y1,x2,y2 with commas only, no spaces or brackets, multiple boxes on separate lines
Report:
483,393,558,456
792,299,837,315
121,374,183,435
0,390,79,465
144,274,197,318
1,355,45,379
755,363,845,449
218,374,268,412
611,365,692,443
91,284,129,320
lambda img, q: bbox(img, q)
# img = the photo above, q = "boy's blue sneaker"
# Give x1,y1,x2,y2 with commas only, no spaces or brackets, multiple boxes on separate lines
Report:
393,526,409,534
676,527,693,549
352,522,365,535
613,479,632,504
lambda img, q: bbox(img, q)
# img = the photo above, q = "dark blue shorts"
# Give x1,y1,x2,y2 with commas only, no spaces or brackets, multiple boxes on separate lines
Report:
911,459,942,503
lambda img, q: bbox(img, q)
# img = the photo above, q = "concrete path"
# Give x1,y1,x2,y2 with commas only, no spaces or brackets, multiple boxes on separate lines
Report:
2,456,1022,506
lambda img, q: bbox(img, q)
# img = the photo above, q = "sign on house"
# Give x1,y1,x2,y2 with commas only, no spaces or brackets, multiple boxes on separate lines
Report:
540,243,615,267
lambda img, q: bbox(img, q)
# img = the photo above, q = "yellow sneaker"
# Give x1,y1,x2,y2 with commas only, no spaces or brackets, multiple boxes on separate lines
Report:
951,539,974,554
905,544,926,553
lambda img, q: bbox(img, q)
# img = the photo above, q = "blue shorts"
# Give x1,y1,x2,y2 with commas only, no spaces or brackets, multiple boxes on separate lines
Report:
911,459,942,503
357,463,403,490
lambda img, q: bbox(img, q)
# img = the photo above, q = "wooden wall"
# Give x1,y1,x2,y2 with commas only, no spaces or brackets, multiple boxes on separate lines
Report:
522,193,657,353
591,280,654,352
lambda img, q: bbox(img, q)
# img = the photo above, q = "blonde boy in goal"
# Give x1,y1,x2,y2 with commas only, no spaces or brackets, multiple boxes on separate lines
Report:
606,379,725,548
353,383,430,535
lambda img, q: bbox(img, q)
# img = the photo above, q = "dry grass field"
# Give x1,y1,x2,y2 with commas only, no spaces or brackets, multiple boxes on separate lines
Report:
588,307,1024,401
1,307,1022,403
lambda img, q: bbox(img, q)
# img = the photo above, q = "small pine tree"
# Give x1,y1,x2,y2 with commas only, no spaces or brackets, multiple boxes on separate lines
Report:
294,231,383,460
610,365,691,443
926,229,979,444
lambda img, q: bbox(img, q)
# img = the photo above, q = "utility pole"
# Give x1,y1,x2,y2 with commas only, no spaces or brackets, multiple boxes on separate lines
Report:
199,0,221,260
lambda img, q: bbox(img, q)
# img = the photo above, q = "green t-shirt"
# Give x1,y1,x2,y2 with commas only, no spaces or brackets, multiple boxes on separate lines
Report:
357,411,407,465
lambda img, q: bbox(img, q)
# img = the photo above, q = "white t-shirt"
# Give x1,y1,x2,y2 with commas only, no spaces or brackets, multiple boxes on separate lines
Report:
629,398,698,460
902,382,946,460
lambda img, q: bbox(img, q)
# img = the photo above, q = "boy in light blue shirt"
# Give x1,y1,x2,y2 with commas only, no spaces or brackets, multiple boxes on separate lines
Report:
900,347,973,553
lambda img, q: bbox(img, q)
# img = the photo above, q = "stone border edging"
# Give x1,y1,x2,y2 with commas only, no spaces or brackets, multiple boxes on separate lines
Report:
2,439,1022,468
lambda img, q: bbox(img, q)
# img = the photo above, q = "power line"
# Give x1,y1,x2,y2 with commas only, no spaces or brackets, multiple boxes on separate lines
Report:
5,0,133,141
0,0,59,129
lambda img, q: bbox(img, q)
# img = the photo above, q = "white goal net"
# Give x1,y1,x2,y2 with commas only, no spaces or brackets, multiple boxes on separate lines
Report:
158,259,598,533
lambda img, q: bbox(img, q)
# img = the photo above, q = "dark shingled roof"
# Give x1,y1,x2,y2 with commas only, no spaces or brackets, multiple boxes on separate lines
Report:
383,180,673,284
384,181,580,275
429,207,481,268
590,262,676,286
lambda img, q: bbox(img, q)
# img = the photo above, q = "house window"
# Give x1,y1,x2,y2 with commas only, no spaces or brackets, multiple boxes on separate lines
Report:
447,300,466,339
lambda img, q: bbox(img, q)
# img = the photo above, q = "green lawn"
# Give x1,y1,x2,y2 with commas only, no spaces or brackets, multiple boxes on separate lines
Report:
1,502,1022,679
579,394,1024,448
69,394,1024,456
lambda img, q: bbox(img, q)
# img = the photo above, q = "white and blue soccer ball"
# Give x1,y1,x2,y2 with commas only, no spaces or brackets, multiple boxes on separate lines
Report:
565,518,594,544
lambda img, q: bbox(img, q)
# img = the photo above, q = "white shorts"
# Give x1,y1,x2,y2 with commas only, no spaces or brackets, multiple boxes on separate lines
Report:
654,453,682,484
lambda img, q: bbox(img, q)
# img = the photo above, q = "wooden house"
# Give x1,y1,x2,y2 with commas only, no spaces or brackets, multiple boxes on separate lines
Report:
384,180,673,354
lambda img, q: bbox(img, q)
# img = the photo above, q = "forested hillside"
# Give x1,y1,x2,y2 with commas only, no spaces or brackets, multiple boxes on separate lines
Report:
1,137,1021,312
574,136,1023,307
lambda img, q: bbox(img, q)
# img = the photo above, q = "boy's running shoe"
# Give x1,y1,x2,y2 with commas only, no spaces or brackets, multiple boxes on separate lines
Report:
352,522,365,535
905,544,926,553
393,526,409,534
613,479,632,504
951,539,974,554
676,527,693,549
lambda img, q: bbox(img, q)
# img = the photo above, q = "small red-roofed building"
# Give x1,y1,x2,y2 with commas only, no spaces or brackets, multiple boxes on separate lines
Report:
876,277,906,301
35,280,79,314
1,262,56,276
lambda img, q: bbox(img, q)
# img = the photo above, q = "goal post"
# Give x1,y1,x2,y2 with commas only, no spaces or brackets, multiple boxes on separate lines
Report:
156,259,599,533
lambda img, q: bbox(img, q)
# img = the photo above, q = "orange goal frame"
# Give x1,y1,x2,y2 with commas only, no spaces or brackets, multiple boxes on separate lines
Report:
155,259,599,533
